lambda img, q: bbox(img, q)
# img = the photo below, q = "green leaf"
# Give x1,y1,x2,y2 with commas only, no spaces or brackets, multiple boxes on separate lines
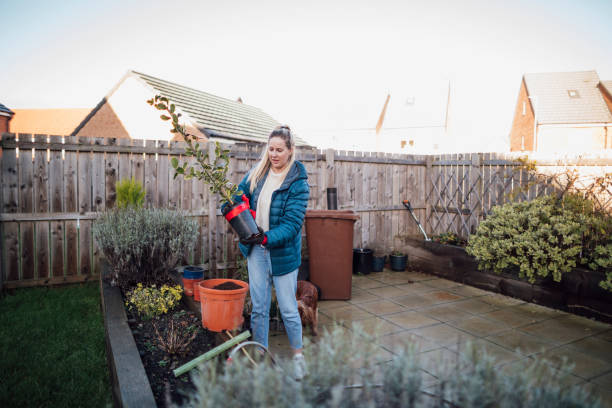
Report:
160,115,170,121
171,157,179,168
170,104,175,113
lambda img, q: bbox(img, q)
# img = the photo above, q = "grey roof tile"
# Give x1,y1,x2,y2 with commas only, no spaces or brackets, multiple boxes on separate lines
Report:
132,71,308,145
0,102,14,116
523,71,612,124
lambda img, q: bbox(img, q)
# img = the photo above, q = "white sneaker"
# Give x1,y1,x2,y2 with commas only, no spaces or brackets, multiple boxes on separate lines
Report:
293,353,307,380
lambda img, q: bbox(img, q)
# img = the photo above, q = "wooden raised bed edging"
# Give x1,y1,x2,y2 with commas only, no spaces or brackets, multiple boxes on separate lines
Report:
99,261,157,408
403,237,612,323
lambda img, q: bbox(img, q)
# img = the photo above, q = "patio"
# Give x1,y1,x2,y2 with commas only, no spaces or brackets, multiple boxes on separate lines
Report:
268,269,612,407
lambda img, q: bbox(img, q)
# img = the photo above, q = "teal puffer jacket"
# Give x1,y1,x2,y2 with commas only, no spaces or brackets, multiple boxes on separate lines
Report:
235,161,310,276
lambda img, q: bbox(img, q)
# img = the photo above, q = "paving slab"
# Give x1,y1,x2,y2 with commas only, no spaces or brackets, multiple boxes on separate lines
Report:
480,307,544,328
449,338,523,366
321,304,374,322
478,293,526,308
417,347,460,378
448,315,510,337
485,329,557,356
538,345,612,380
356,299,408,316
383,310,441,330
519,315,607,345
351,277,388,290
409,323,477,348
446,284,492,298
447,298,500,314
366,285,412,299
348,288,381,304
394,281,440,294
566,336,612,364
421,278,464,290
347,316,404,337
376,331,440,354
393,293,441,309
418,303,475,323
419,290,465,305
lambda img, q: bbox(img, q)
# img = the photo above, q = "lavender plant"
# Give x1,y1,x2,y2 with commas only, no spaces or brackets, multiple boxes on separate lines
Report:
93,208,198,290
181,324,600,408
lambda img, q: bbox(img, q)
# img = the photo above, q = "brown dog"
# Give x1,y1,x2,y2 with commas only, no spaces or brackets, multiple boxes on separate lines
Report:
296,280,319,336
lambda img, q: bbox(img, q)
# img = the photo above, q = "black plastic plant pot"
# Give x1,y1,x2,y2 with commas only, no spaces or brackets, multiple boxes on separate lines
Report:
372,255,385,272
390,254,408,271
222,201,260,240
353,248,373,275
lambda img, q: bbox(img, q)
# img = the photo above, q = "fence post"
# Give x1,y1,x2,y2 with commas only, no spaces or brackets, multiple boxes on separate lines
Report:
424,155,433,235
325,148,335,191
207,141,217,276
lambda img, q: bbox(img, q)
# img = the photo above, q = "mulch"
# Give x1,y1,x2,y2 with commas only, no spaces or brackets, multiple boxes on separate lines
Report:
126,304,216,407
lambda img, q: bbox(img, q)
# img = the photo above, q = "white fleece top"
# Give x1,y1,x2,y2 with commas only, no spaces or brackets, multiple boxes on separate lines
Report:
256,166,290,232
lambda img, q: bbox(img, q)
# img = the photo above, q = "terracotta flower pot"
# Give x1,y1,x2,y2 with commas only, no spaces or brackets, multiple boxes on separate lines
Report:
182,277,203,296
197,279,249,332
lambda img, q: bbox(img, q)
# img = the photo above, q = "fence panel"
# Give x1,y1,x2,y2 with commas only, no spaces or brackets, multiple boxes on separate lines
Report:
1,132,610,287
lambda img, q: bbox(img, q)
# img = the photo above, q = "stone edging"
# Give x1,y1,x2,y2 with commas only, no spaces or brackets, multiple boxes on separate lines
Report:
100,263,157,408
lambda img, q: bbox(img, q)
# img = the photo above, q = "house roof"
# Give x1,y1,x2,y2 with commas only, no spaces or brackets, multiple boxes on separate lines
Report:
523,70,612,124
601,80,612,98
0,103,14,117
11,109,90,135
129,71,308,145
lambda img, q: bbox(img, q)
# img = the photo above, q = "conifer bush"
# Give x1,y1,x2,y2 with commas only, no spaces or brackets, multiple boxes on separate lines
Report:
466,194,612,290
93,208,198,290
115,178,145,209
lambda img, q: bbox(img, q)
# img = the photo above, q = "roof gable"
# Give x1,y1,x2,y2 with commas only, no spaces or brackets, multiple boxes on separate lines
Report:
0,103,14,117
523,70,612,124
129,71,307,145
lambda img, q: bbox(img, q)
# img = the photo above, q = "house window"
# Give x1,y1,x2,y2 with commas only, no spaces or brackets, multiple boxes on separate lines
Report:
400,140,407,148
409,140,414,146
567,90,580,98
521,134,525,151
522,101,526,116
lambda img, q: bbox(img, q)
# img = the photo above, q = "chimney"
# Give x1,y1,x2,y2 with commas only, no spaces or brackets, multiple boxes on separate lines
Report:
237,97,243,104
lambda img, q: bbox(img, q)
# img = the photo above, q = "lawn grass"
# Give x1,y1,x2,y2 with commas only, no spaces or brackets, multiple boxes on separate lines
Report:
0,282,112,407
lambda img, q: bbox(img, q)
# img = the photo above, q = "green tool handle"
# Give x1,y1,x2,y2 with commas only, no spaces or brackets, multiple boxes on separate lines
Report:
173,330,251,377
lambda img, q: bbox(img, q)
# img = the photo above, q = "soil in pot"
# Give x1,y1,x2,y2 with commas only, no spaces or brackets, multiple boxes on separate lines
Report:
126,305,216,407
213,281,243,290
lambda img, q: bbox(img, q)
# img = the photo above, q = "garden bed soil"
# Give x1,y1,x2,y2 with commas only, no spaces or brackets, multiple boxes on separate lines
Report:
126,307,216,408
402,236,612,323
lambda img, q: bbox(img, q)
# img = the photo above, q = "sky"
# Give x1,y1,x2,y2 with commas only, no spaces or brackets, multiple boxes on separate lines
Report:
1,0,611,152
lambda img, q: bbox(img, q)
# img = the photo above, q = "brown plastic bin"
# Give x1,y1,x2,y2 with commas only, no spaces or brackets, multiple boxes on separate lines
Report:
305,210,359,300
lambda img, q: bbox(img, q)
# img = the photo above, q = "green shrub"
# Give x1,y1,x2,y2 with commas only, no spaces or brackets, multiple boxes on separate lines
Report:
93,208,199,290
182,324,600,408
125,283,183,319
466,194,612,289
115,178,146,209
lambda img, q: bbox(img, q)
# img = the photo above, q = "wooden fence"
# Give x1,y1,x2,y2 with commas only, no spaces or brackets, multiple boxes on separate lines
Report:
1,133,610,288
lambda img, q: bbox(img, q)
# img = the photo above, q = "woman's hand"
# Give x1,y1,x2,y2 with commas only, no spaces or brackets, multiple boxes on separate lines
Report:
239,227,267,246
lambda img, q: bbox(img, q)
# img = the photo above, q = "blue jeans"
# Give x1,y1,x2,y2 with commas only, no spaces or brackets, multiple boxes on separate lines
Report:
247,245,303,350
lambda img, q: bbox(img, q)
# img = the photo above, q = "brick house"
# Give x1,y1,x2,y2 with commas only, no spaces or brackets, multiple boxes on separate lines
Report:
509,71,612,152
10,109,90,135
0,103,14,133
73,70,307,145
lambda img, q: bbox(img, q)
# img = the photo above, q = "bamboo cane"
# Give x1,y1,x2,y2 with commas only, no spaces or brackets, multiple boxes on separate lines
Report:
225,330,257,366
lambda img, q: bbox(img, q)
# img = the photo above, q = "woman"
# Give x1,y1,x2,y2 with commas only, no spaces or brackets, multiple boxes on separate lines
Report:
234,125,309,379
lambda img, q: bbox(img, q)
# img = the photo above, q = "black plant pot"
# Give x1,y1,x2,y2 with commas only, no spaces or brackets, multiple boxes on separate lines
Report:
390,254,408,271
222,201,260,240
372,255,385,272
353,248,373,275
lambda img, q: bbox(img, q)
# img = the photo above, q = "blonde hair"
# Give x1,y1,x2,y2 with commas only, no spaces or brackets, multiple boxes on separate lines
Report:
248,125,295,193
